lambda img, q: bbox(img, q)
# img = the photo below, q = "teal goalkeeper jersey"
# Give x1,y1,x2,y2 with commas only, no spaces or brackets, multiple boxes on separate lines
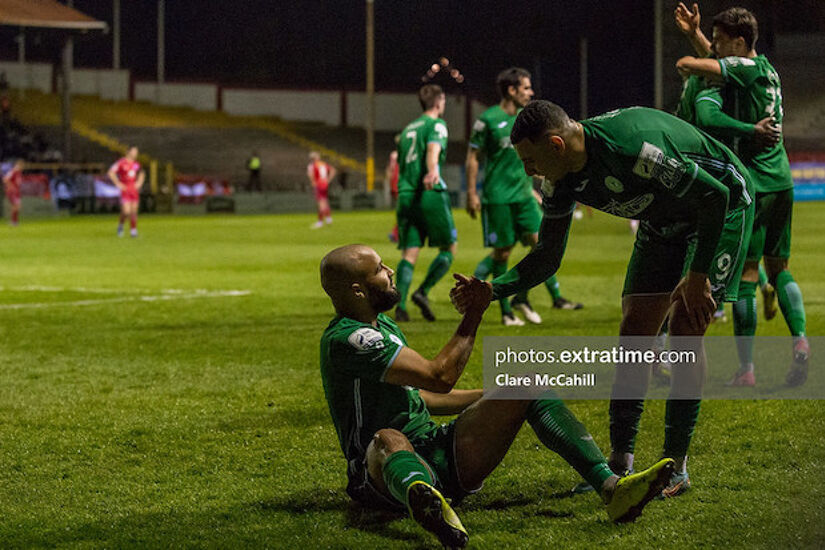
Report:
715,55,793,193
320,313,437,467
397,114,449,193
469,105,534,204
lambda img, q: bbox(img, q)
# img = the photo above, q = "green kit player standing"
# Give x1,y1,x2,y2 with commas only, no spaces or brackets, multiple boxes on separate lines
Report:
452,101,755,498
676,4,809,386
320,244,674,548
394,84,457,323
466,67,583,326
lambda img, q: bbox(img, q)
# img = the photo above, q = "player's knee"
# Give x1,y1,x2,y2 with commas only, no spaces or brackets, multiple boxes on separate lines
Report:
371,429,413,454
492,247,512,262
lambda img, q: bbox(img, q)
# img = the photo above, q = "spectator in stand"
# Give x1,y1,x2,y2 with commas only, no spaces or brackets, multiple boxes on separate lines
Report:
108,146,145,238
2,158,23,226
247,151,262,192
308,151,335,229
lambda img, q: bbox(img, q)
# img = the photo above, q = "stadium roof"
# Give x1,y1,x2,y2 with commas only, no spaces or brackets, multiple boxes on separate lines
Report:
0,0,107,31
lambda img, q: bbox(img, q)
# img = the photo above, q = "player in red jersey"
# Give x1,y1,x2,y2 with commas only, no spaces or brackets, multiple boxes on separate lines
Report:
2,158,23,226
308,151,335,229
108,146,145,237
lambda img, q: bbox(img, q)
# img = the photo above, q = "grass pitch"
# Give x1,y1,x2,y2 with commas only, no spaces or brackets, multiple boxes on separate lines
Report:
1,205,823,548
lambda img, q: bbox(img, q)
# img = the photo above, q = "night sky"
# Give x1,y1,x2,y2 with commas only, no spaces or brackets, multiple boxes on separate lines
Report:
1,1,823,117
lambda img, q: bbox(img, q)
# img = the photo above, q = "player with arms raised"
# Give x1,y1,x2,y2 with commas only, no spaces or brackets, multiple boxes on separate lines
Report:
676,4,809,386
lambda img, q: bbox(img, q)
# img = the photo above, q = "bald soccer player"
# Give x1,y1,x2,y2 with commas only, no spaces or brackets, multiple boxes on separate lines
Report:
319,244,673,548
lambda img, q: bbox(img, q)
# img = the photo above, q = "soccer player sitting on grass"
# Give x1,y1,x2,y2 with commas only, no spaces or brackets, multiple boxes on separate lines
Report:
320,244,674,549
450,101,754,498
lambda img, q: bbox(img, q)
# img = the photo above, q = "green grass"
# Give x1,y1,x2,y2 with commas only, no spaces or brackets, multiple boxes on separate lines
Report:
0,206,823,548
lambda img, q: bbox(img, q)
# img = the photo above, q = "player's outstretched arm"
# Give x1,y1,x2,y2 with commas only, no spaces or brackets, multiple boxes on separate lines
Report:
490,213,572,301
674,2,712,56
420,388,483,415
696,94,781,148
384,277,491,393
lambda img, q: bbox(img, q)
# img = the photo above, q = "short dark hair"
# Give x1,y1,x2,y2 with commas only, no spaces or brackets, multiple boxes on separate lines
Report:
496,67,531,100
713,7,758,50
511,100,571,144
419,84,444,110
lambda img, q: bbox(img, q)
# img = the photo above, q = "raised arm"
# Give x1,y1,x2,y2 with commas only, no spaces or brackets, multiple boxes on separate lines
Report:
676,56,721,80
384,277,491,393
674,2,712,57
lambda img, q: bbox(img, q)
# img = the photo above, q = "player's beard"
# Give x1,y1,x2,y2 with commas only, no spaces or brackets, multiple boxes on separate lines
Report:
368,283,401,312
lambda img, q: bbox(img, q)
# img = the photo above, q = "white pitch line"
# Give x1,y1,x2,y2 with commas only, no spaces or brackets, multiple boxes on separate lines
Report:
0,290,252,310
0,286,233,295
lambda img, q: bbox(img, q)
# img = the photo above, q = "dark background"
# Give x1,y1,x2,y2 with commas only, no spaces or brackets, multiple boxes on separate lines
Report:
1,1,824,116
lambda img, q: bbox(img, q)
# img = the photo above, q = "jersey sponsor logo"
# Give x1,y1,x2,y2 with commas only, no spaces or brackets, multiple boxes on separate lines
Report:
434,122,448,140
348,327,385,350
497,120,509,128
634,142,686,189
472,119,486,132
604,176,624,193
602,193,654,217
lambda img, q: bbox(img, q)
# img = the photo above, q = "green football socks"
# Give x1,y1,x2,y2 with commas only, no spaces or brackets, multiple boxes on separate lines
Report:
663,399,701,460
396,259,414,310
383,450,434,506
775,270,807,337
491,259,512,314
527,399,614,492
473,255,494,280
419,251,453,295
733,280,757,368
545,274,562,300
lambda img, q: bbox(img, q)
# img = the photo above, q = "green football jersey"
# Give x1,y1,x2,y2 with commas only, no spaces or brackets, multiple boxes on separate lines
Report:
541,107,752,223
675,74,707,124
397,114,449,193
469,105,534,204
320,313,437,468
716,55,793,192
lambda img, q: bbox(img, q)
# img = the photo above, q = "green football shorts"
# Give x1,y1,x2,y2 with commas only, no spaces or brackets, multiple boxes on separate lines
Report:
747,188,793,261
623,203,754,303
481,199,542,248
396,190,457,249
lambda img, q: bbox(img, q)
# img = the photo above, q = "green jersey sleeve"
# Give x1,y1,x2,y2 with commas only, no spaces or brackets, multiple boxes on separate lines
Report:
426,119,449,150
695,87,755,140
718,56,759,88
331,324,404,383
469,117,488,151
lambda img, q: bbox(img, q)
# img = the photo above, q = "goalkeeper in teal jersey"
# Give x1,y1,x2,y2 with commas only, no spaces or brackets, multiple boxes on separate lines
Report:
676,4,809,387
451,101,755,499
320,244,674,548
393,84,457,323
466,67,583,327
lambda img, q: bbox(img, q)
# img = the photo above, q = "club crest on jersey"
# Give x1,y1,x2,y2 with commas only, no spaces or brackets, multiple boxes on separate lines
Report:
604,176,624,193
602,193,654,217
348,328,385,350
